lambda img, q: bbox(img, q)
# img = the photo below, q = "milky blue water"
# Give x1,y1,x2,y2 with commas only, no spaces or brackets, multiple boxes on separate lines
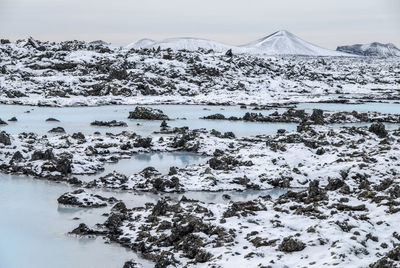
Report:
0,103,398,138
0,104,294,137
0,174,153,268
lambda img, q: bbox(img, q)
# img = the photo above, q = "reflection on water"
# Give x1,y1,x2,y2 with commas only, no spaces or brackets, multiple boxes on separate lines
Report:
0,174,152,268
77,152,209,182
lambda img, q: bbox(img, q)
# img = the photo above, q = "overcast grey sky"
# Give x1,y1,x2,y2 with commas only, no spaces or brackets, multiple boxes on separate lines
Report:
0,0,399,49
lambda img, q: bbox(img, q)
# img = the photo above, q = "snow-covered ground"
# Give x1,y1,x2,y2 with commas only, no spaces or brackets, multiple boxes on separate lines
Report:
0,37,399,107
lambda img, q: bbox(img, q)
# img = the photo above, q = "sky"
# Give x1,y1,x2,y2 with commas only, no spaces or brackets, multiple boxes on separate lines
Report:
0,0,399,49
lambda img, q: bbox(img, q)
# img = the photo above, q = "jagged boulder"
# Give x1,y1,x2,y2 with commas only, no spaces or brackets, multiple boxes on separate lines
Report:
369,122,387,138
310,109,324,124
278,237,306,252
69,223,100,236
128,106,169,120
48,127,66,133
58,189,111,208
0,131,11,145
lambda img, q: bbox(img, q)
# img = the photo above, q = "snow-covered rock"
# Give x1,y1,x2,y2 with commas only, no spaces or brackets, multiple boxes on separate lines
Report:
57,189,114,208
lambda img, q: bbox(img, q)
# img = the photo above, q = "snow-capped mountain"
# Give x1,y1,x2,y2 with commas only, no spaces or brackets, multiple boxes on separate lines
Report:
125,38,156,49
125,37,237,52
242,30,349,56
125,30,350,56
336,42,400,57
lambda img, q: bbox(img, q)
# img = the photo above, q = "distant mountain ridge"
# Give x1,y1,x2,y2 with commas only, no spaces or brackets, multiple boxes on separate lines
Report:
336,42,400,57
125,30,351,57
127,37,236,52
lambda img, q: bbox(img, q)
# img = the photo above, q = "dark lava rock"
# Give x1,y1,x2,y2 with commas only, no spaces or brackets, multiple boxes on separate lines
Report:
335,203,367,211
307,180,326,202
57,189,107,208
316,147,325,155
151,199,169,216
222,131,235,139
223,199,267,218
7,117,17,122
222,194,231,200
370,246,400,267
104,213,126,235
213,149,224,157
128,106,169,120
151,251,178,268
86,172,128,188
46,118,60,122
112,201,127,213
160,120,168,128
310,109,324,124
168,166,178,175
122,260,140,268
67,177,83,185
151,176,181,192
90,120,127,127
10,151,24,162
109,63,128,80
56,157,72,175
278,237,306,252
203,113,226,120
386,246,400,261
48,127,66,133
133,137,152,148
72,132,86,140
69,223,99,236
139,167,160,179
225,49,233,57
369,122,387,138
209,156,253,170
31,149,54,161
0,131,11,145
0,118,8,125
325,178,344,191
369,258,396,268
